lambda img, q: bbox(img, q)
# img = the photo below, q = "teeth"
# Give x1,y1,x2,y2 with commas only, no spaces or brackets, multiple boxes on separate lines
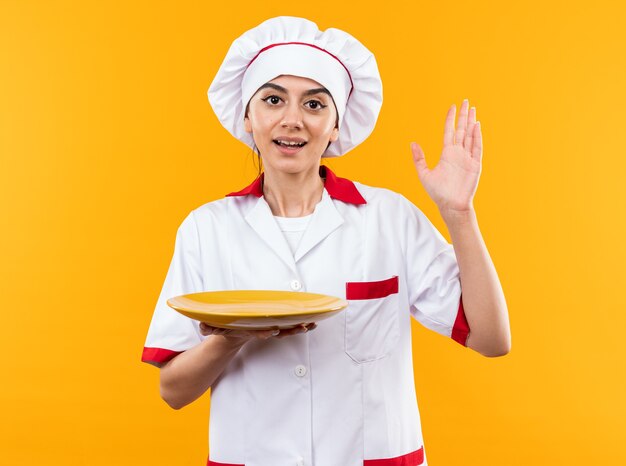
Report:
276,140,305,147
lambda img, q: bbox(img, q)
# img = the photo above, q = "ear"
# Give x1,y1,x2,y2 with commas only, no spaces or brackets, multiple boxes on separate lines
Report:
244,116,252,133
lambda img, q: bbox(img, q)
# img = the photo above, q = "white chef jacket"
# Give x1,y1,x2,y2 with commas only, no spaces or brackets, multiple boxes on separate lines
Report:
142,165,470,466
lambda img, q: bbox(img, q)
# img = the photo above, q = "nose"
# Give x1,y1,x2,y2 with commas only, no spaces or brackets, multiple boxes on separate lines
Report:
280,101,303,129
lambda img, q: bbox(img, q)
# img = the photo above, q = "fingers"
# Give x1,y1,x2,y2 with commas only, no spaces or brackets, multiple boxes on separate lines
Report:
274,322,317,339
199,322,318,340
200,323,235,337
255,329,281,340
454,99,469,146
472,121,483,161
199,322,215,336
464,106,476,152
200,322,253,340
410,142,428,177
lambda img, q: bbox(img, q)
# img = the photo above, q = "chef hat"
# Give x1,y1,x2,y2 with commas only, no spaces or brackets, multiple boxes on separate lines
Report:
207,16,383,157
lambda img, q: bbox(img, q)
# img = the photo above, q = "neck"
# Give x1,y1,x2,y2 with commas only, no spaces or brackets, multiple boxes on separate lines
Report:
262,165,325,217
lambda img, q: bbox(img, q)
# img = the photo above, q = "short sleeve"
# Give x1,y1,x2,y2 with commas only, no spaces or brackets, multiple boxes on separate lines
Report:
141,211,205,367
401,196,470,347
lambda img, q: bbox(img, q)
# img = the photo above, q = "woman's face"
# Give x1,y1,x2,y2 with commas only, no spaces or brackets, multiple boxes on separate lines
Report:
244,74,339,175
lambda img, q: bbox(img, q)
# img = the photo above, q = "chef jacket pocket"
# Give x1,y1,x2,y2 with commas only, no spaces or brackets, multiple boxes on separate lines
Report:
345,275,399,363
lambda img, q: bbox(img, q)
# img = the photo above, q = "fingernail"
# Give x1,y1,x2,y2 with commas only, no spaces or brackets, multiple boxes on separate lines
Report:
272,330,280,336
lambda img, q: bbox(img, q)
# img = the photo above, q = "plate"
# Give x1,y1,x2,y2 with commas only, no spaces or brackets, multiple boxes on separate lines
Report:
167,290,348,330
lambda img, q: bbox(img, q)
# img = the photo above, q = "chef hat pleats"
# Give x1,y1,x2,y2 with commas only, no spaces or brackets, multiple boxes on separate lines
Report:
207,16,383,157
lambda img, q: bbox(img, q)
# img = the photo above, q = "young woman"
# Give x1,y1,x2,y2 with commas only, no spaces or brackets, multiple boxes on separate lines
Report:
142,16,510,466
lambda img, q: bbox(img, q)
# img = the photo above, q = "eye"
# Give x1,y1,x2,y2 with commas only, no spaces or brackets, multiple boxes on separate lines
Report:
261,95,282,105
306,100,327,110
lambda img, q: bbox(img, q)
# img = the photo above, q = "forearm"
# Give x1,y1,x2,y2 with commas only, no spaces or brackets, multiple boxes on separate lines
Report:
441,208,511,357
159,336,246,409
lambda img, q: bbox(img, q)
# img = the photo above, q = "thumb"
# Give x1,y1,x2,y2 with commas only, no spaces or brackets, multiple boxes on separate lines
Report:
410,142,429,178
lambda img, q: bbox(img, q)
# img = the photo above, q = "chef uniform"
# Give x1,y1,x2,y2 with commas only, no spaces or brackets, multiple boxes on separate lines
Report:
142,17,470,466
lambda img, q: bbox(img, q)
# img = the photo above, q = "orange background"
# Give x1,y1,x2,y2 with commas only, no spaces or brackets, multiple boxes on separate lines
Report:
1,1,625,465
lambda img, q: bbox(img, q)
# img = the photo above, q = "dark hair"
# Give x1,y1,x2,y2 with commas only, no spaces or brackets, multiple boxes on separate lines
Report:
252,143,263,177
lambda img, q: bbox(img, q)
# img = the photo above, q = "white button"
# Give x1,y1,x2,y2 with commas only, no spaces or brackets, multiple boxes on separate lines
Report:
294,365,307,377
290,279,302,291
296,457,304,466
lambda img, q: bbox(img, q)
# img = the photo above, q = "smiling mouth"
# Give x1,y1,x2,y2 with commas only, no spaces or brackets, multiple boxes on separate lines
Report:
273,139,307,148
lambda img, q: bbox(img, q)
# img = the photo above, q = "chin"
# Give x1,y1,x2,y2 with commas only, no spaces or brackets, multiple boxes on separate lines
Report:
267,159,319,176
275,163,308,175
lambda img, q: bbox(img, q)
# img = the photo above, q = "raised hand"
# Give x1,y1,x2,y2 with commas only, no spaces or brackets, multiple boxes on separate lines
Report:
410,99,483,215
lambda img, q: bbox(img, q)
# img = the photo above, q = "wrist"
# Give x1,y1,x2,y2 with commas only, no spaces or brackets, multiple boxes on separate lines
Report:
202,333,248,354
221,334,250,351
439,207,477,227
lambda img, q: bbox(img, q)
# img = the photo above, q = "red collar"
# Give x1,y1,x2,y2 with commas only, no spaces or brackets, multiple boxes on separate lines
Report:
225,166,367,205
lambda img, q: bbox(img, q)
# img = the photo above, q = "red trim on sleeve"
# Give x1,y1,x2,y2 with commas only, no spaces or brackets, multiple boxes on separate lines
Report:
141,347,183,367
364,446,425,465
226,166,367,205
451,295,471,347
346,276,399,300
207,461,244,466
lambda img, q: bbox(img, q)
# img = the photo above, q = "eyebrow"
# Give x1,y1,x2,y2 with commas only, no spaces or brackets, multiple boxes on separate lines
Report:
257,82,332,98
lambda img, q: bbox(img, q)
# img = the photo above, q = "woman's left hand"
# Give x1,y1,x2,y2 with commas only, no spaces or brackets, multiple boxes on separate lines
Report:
410,99,482,216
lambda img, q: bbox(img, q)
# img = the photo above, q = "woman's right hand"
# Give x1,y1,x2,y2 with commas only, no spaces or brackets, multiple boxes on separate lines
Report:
199,322,317,344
